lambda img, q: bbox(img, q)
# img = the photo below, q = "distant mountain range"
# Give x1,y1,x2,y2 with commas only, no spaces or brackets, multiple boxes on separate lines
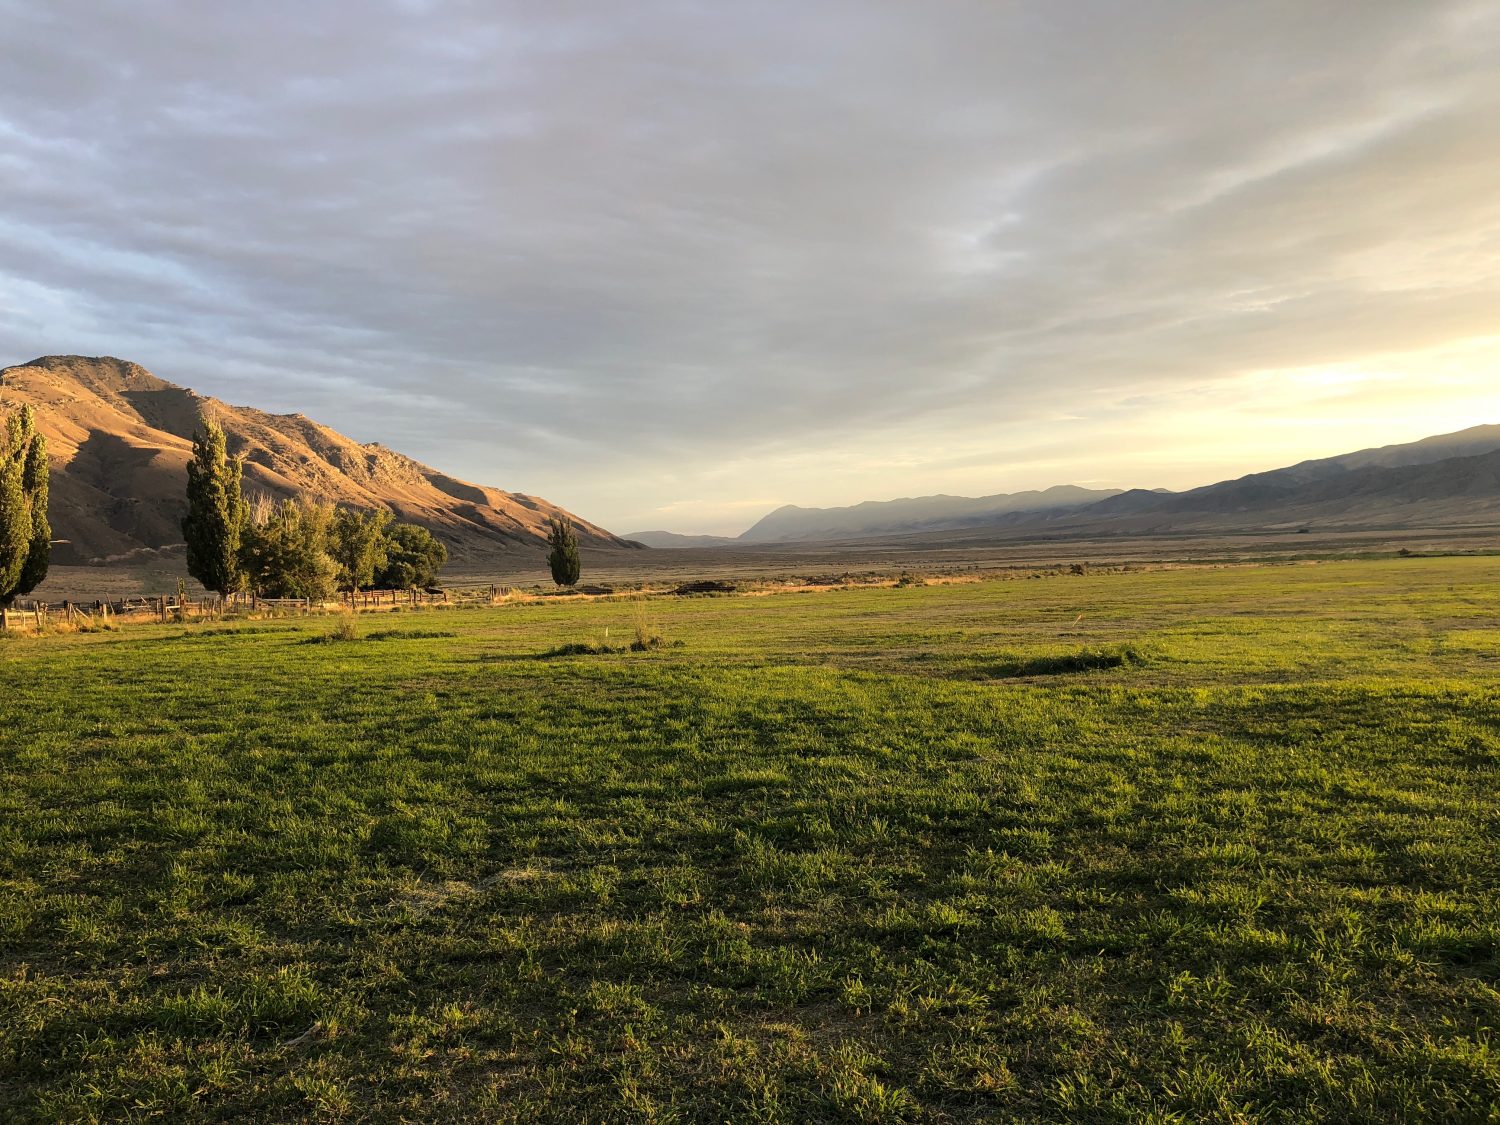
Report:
626,530,741,549
633,424,1500,546
1081,427,1500,531
737,484,1128,543
0,355,633,565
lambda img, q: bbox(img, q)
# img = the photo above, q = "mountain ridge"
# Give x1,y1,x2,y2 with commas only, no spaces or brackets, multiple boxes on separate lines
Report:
736,484,1125,543
644,424,1500,546
0,355,632,564
1083,442,1500,528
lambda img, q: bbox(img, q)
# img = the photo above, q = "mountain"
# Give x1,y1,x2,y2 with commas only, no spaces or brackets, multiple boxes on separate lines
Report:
624,530,739,549
1098,424,1500,517
657,424,1500,547
1083,443,1500,529
737,484,1124,543
1291,424,1500,476
0,355,633,565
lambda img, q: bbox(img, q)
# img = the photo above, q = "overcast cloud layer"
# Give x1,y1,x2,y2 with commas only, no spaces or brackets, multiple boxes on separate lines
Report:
3,1,1498,533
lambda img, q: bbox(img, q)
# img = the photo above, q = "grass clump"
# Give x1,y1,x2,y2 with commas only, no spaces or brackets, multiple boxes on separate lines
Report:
629,600,672,650
542,639,626,657
301,622,459,645
183,624,296,638
303,614,361,644
970,643,1150,678
541,635,679,657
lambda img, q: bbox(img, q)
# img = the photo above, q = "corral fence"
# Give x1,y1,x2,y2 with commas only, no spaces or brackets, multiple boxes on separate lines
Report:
0,587,492,631
1,593,247,630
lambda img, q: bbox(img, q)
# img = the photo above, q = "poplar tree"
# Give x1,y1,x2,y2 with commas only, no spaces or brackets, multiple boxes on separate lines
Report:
0,406,49,606
18,419,50,597
546,515,581,587
182,415,246,597
330,506,392,594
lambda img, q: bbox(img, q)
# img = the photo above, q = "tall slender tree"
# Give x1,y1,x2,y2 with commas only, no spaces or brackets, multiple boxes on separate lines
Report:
0,406,49,606
546,515,581,587
182,415,246,597
18,419,50,597
0,416,29,603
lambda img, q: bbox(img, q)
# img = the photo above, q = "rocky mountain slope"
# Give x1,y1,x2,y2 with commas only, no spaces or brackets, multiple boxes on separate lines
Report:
0,355,632,564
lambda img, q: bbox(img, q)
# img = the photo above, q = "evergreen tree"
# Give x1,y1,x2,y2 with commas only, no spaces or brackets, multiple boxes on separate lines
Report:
0,418,28,604
182,416,246,596
18,422,50,597
330,507,392,594
375,523,448,590
546,515,581,587
0,406,49,606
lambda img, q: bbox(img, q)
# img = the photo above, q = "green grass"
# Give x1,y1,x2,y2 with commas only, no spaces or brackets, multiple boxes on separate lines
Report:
1,557,1498,1122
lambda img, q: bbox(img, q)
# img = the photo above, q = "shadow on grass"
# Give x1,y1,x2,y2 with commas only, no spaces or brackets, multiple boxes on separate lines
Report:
298,628,458,645
539,637,685,658
965,644,1150,679
470,638,687,661
186,625,301,638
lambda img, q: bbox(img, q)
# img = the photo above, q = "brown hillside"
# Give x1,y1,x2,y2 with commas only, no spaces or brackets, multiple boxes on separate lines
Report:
0,355,633,565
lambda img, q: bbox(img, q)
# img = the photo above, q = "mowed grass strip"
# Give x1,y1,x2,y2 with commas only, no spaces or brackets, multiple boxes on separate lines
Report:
1,557,1498,1122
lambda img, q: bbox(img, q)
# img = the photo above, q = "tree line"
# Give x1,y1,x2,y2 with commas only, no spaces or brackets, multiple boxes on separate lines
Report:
183,416,448,599
1,406,583,607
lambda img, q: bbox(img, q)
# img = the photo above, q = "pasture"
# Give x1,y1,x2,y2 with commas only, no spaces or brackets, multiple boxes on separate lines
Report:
1,557,1498,1122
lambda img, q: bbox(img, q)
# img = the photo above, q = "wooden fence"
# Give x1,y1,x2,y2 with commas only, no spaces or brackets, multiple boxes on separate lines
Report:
0,588,458,631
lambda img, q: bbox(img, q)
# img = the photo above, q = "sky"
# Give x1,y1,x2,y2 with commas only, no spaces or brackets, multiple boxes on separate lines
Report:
2,1,1498,536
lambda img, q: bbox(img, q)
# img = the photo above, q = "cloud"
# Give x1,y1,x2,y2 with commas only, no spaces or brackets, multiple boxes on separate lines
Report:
2,0,1498,533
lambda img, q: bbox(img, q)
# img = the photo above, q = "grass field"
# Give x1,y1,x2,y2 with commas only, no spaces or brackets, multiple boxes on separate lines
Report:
2,557,1498,1122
